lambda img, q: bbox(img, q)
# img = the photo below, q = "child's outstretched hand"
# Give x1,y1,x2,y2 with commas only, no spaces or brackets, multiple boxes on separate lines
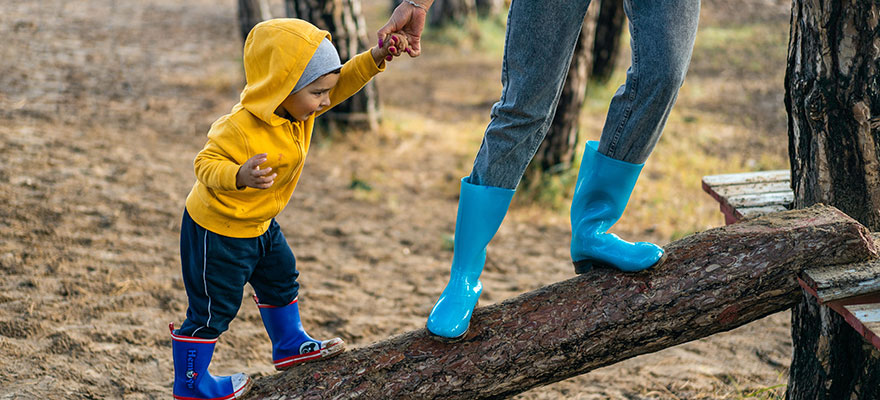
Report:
236,153,276,190
371,33,409,67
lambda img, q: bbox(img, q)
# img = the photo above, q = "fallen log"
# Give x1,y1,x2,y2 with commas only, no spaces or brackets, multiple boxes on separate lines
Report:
246,205,877,400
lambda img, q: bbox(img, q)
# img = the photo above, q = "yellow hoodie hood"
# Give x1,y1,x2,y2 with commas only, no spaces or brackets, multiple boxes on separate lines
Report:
185,18,384,238
240,19,330,127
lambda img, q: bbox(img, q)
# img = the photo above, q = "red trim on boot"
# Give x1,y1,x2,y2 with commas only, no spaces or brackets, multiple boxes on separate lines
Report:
273,339,343,369
172,378,250,400
169,323,218,344
173,392,237,400
252,295,297,309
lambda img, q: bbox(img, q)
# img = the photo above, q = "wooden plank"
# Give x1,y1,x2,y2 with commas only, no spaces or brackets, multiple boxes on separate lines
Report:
801,234,880,302
701,170,793,225
802,260,880,302
702,180,732,207
798,277,880,352
702,169,790,187
843,303,880,350
711,180,792,198
728,191,794,208
737,205,790,220
799,233,880,351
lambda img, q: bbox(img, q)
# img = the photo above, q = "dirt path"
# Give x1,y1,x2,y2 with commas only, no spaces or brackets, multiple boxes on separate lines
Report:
0,0,792,398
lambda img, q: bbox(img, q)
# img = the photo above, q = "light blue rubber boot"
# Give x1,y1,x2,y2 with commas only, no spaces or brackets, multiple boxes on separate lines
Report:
170,324,251,400
254,296,345,370
426,177,514,341
570,141,665,274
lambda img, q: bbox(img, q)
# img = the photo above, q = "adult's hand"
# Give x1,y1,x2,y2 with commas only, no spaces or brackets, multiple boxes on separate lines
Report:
377,1,431,57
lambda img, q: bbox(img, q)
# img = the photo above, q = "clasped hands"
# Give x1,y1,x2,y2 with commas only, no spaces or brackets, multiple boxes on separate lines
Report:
237,32,412,190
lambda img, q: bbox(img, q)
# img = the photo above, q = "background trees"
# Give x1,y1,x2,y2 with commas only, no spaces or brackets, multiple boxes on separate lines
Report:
238,0,380,130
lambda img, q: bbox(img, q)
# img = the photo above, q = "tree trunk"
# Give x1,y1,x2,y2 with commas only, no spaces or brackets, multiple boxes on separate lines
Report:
246,205,876,399
785,0,880,398
786,0,880,228
523,4,598,187
286,0,380,131
475,0,504,17
429,0,476,27
787,285,880,400
238,0,273,44
590,0,625,84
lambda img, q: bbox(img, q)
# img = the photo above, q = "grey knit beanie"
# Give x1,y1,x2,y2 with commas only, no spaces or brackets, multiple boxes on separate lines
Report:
292,38,342,94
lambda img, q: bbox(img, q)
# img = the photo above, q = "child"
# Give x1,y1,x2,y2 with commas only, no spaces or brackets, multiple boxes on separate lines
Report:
169,18,408,400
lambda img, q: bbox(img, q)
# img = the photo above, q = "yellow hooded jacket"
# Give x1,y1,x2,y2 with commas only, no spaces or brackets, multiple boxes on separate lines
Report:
185,19,384,238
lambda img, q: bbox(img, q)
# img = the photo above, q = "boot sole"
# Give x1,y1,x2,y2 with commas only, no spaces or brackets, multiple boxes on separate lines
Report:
427,325,468,343
425,300,479,343
235,377,254,399
275,339,346,370
573,252,667,274
173,378,252,400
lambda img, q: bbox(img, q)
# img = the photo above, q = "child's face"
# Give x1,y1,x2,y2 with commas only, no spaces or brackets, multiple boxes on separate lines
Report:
280,72,340,121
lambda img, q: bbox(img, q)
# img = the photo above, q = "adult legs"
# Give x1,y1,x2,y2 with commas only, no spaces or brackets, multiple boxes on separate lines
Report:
469,0,594,190
598,0,701,163
427,0,591,339
569,0,701,273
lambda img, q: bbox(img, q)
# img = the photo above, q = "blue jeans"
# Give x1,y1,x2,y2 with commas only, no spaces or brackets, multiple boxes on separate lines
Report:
178,209,300,339
470,0,701,189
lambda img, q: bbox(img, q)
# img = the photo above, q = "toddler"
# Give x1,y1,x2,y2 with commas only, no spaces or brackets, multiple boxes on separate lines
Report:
169,18,407,400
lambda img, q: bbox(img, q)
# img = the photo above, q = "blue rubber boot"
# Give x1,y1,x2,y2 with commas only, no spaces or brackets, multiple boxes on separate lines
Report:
426,177,515,341
254,296,345,370
170,324,251,400
570,141,666,274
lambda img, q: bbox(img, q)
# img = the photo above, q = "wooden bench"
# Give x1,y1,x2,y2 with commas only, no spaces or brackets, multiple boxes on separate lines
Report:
701,169,793,225
702,170,880,352
799,245,880,350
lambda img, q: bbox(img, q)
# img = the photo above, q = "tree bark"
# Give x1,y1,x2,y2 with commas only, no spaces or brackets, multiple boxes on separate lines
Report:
785,0,880,229
787,286,880,400
238,0,273,44
785,1,880,398
590,0,625,84
523,5,599,186
246,205,876,399
286,0,380,131
429,0,476,27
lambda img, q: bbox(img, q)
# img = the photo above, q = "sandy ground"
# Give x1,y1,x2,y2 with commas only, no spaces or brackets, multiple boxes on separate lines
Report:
0,0,793,398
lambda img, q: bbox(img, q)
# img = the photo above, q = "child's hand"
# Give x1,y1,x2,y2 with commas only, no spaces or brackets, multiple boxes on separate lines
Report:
371,33,409,66
236,153,276,190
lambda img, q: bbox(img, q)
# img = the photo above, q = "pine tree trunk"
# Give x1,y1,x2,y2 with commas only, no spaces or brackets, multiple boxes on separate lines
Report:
286,0,380,131
523,5,599,186
786,1,880,228
237,0,272,43
785,0,880,398
787,290,880,399
590,0,625,84
429,0,475,27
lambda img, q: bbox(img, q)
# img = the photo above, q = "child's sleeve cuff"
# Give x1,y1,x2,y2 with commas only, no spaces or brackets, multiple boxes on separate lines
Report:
220,162,243,191
352,49,386,81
